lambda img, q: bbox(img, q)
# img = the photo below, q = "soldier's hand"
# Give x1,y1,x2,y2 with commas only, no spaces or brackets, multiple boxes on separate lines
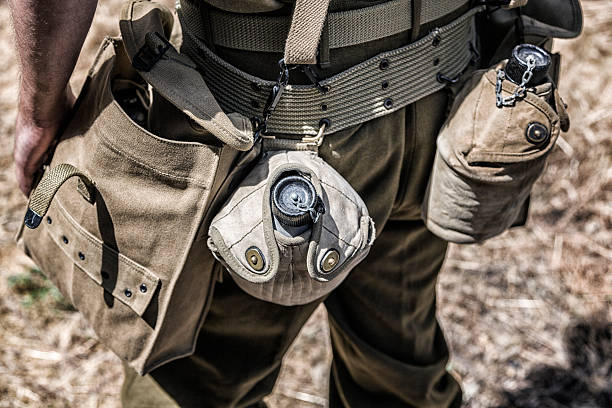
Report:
13,88,75,196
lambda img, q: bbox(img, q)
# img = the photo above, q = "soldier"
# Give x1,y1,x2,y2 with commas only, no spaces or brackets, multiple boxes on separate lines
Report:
9,0,580,407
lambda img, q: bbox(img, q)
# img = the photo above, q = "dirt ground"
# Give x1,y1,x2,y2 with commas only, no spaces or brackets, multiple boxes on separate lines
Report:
0,1,610,407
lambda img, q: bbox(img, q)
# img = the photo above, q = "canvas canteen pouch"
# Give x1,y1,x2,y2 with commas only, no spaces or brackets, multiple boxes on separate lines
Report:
15,1,256,375
208,140,376,306
422,52,570,244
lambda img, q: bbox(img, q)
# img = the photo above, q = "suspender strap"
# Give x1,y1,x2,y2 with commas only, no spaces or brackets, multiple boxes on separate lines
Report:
283,0,331,65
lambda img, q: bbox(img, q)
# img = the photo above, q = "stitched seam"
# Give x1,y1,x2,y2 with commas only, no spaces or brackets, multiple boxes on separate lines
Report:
54,199,157,283
94,123,210,188
214,184,266,223
228,220,264,249
320,180,360,208
322,224,358,249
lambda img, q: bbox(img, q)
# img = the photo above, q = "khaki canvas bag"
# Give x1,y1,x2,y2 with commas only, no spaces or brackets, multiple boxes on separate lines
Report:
16,1,256,374
422,59,570,243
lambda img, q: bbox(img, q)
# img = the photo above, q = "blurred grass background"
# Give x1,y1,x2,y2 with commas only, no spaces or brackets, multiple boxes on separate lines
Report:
0,0,610,407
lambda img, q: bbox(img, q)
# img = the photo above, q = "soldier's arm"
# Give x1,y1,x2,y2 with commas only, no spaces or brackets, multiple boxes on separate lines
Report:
9,0,97,195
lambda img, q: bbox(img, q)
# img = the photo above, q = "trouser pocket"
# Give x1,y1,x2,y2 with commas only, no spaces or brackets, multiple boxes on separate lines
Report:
422,59,569,243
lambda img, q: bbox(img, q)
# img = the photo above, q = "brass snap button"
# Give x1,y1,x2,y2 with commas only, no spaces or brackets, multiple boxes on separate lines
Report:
245,247,265,272
384,98,393,109
379,58,390,70
321,249,340,273
526,122,549,145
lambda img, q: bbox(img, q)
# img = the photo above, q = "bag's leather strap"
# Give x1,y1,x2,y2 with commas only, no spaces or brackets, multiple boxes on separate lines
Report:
25,164,95,229
179,0,469,54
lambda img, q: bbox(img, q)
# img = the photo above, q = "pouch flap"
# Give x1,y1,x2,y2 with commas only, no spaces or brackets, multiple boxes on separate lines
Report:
46,202,159,316
209,150,374,284
522,0,583,39
119,0,253,151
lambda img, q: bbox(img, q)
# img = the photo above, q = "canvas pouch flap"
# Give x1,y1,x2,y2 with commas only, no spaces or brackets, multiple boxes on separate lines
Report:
208,148,375,306
422,60,569,243
119,0,254,150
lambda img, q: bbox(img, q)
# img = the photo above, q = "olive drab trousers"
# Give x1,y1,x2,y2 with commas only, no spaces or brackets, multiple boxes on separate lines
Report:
121,7,463,407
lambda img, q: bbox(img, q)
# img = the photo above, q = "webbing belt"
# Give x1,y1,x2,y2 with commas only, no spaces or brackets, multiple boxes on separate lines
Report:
179,6,483,136
179,0,470,53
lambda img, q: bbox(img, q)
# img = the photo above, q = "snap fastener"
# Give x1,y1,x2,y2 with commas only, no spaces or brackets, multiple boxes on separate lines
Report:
62,236,69,244
124,289,132,298
320,85,330,93
433,57,440,66
432,31,441,47
78,252,85,261
526,122,549,144
245,247,265,272
46,216,52,224
321,249,340,273
379,59,389,70
384,98,393,109
321,103,328,111
139,284,147,293
381,80,389,89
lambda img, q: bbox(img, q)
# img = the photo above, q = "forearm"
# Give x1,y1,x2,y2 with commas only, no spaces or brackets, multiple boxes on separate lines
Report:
9,0,97,126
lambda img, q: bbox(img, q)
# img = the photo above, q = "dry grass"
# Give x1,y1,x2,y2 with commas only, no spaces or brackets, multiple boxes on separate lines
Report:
0,1,610,407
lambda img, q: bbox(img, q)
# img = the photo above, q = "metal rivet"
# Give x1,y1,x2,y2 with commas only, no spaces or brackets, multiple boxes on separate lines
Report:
319,118,331,129
321,103,328,111
140,284,147,293
124,289,132,298
433,57,440,66
250,82,262,92
46,216,52,224
321,85,330,93
432,33,441,47
251,100,260,109
384,98,393,109
78,252,85,261
381,80,389,89
245,247,265,272
321,249,340,273
526,122,549,145
101,271,110,280
379,59,390,70
62,236,69,244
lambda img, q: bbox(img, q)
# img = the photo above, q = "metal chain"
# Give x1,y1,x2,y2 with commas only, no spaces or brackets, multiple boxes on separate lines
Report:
496,55,536,108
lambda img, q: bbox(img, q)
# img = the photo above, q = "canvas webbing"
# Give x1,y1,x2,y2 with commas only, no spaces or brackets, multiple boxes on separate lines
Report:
179,6,483,136
283,0,330,65
25,164,95,229
179,0,470,53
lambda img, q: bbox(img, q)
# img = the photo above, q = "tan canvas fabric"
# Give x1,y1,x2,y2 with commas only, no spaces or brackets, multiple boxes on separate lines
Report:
208,147,375,305
16,1,255,375
422,61,569,243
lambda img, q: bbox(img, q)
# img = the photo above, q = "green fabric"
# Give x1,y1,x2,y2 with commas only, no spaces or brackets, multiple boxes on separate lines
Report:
179,5,482,136
121,82,460,406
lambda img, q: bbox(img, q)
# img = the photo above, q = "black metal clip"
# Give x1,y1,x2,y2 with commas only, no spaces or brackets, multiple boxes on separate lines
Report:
132,31,172,72
302,65,329,94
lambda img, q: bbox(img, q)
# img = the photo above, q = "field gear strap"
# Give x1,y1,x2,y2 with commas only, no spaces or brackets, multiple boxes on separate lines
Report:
179,6,484,136
119,0,254,151
24,164,95,229
283,0,330,65
179,0,470,54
